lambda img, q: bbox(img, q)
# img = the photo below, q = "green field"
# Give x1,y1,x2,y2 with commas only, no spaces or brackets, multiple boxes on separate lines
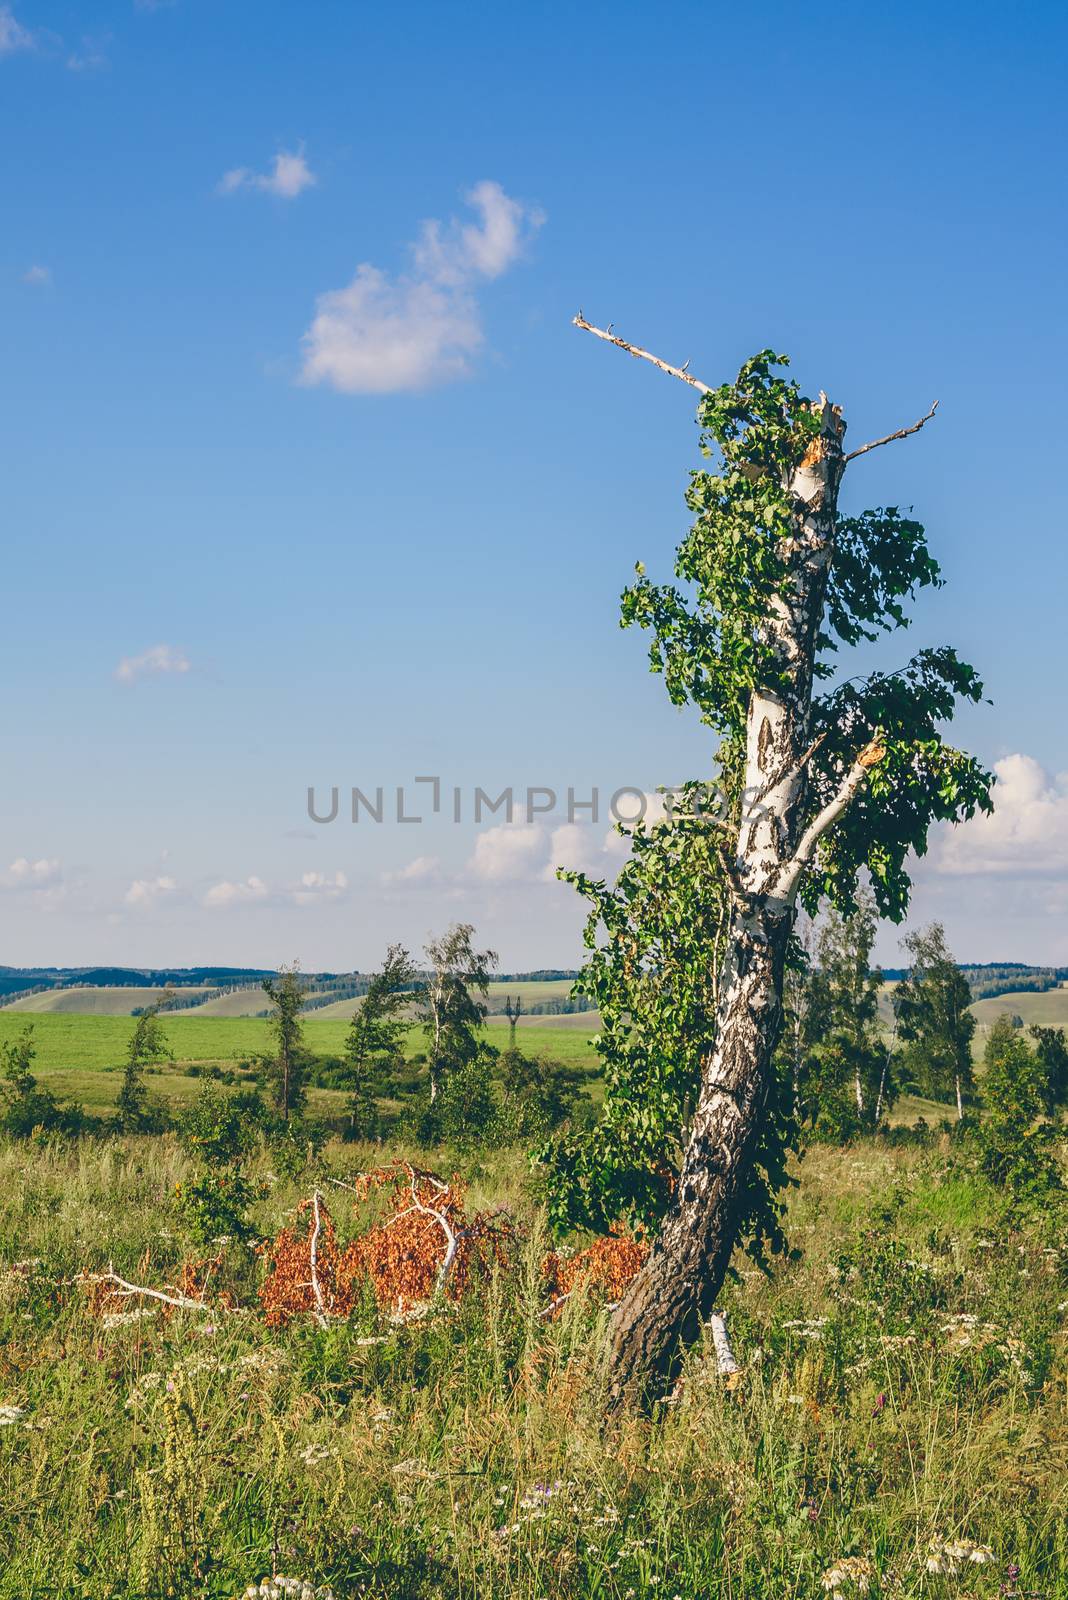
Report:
0,1010,602,1115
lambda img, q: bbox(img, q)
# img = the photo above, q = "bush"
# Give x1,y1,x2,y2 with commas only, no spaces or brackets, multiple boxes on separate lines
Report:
0,1026,94,1139
173,1168,260,1246
978,1016,1063,1202
177,1082,263,1164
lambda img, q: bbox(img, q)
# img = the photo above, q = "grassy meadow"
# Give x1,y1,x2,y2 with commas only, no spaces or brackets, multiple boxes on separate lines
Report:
0,1132,1065,1598
0,1012,601,1118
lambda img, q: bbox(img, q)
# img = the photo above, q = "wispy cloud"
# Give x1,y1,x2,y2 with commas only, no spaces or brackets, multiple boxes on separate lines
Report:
218,148,317,200
22,265,51,287
381,855,442,886
124,874,177,907
0,5,33,55
114,643,191,684
299,180,544,395
67,35,109,71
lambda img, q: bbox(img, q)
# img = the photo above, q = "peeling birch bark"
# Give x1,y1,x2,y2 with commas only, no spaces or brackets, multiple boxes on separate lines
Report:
605,395,868,1408
708,1311,739,1376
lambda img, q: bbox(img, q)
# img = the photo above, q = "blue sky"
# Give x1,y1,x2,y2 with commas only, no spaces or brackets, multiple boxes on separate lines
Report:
2,0,1067,971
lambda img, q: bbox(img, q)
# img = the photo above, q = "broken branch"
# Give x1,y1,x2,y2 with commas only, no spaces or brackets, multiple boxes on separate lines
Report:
81,1268,214,1314
572,314,712,394
844,400,939,462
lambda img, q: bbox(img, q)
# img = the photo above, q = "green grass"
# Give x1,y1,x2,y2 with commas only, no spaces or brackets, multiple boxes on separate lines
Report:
0,1134,1064,1598
0,1012,601,1117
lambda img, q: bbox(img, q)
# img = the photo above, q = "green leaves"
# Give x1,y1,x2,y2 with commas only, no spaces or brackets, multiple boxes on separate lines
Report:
804,651,994,919
620,351,819,735
822,506,942,653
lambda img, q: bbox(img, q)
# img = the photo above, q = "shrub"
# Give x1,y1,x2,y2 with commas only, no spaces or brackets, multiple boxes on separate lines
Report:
978,1017,1063,1202
177,1082,262,1165
0,1025,93,1139
173,1169,259,1246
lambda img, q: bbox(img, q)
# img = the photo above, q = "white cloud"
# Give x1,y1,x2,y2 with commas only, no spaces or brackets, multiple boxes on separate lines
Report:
299,180,543,395
545,821,629,881
3,857,62,891
203,875,269,909
22,265,51,287
936,753,1068,878
467,822,549,883
124,875,176,907
115,643,191,684
219,148,317,200
0,6,33,55
202,869,348,909
382,855,442,886
291,870,348,905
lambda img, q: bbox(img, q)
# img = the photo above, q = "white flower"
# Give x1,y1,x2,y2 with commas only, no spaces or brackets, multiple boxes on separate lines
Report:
102,1308,157,1329
298,1441,338,1465
821,1556,873,1592
244,1582,333,1600
0,1404,27,1425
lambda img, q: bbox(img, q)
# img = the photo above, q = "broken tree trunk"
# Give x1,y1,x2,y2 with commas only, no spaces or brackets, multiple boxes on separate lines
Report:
606,395,859,1407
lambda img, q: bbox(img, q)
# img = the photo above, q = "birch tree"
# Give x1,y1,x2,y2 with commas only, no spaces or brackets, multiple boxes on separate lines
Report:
569,318,992,1407
422,924,497,1102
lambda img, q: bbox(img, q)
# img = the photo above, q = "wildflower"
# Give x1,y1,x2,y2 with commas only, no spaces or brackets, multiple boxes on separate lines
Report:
927,1538,994,1573
821,1556,874,1592
298,1442,338,1465
243,1581,333,1600
101,1308,157,1329
0,1404,27,1426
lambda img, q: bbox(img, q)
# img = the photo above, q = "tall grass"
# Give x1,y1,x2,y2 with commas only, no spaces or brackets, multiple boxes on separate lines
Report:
0,1136,1064,1599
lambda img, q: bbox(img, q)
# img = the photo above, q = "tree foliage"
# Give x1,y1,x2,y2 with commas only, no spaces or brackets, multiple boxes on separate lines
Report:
262,964,309,1121
422,924,497,1101
893,923,975,1114
343,943,417,1137
547,344,991,1312
978,1017,1062,1200
786,892,893,1137
116,995,172,1133
1029,1025,1068,1115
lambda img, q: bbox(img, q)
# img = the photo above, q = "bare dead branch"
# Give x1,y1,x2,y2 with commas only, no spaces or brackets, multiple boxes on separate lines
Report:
81,1268,214,1314
709,1311,739,1375
844,400,939,462
307,1191,329,1327
572,314,712,394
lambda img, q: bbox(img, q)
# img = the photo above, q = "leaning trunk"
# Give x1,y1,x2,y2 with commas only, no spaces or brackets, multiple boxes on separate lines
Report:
606,395,848,1409
608,905,791,1402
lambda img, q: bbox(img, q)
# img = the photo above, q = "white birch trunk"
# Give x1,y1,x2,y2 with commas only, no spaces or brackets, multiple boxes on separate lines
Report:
608,397,869,1405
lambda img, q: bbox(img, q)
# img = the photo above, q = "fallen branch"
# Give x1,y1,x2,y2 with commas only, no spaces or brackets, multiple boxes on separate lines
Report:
709,1311,739,1375
307,1191,329,1328
80,1268,214,1314
844,400,939,462
572,314,712,393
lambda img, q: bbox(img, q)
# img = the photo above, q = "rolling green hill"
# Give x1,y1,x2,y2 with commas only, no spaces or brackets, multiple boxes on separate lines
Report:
969,987,1068,1030
3,985,216,1015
